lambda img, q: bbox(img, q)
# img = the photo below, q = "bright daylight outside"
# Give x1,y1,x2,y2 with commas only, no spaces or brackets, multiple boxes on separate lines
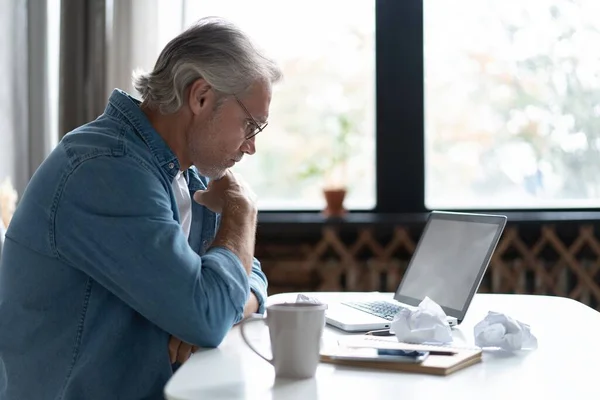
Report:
184,0,376,211
425,0,600,209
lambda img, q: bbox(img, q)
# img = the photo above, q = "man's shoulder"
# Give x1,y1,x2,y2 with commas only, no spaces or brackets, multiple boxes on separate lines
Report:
59,115,159,174
60,115,129,162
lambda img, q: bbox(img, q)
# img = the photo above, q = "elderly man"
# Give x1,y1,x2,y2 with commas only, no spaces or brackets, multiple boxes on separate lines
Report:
0,17,282,400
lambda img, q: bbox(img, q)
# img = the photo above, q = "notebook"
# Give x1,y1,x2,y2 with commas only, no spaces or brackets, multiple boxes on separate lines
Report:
320,335,482,376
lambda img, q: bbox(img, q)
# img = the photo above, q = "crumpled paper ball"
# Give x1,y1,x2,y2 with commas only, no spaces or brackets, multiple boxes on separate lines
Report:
474,311,538,351
391,296,453,344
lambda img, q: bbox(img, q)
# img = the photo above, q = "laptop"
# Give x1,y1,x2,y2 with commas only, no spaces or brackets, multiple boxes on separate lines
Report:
324,211,507,332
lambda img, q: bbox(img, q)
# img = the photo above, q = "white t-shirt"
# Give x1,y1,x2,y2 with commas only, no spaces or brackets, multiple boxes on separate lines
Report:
172,170,192,239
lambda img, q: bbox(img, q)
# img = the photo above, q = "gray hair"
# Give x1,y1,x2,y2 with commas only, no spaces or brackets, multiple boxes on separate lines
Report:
133,17,282,114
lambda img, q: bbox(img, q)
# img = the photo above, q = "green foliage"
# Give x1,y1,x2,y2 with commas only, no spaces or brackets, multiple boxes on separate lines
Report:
297,113,355,184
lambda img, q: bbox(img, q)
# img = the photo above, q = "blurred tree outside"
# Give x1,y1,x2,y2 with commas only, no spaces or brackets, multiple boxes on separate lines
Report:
425,0,600,208
297,113,357,190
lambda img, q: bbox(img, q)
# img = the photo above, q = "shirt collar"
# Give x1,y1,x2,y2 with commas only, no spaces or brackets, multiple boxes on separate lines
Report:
104,89,180,171
104,89,207,191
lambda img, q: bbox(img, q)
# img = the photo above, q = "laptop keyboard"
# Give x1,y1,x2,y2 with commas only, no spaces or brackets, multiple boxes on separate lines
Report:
342,300,405,321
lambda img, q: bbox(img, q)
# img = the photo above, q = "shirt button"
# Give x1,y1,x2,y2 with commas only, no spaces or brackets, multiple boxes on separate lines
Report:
168,162,175,169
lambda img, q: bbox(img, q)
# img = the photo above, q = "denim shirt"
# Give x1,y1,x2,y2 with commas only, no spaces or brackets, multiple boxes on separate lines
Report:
0,89,268,400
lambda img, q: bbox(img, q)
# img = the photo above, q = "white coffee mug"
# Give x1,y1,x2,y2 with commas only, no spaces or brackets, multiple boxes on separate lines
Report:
240,302,327,379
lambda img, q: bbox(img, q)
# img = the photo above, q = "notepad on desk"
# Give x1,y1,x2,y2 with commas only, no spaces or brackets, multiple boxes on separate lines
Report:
320,335,482,376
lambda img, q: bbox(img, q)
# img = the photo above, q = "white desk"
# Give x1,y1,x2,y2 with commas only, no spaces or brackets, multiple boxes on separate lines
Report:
164,292,600,400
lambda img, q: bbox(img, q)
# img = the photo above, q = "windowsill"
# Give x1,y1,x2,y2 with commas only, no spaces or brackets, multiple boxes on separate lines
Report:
257,210,600,225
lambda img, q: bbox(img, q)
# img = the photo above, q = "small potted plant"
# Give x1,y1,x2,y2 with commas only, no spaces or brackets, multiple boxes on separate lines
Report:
298,114,354,217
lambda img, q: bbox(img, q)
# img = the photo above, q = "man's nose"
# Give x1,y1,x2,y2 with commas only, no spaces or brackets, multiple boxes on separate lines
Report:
241,137,256,155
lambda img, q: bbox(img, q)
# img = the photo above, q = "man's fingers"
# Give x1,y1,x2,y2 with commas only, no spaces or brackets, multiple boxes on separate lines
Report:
176,342,193,364
169,336,196,364
168,337,180,364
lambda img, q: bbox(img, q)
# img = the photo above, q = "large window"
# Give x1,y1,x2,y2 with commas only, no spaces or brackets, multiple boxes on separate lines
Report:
120,0,377,211
106,1,600,215
424,0,600,210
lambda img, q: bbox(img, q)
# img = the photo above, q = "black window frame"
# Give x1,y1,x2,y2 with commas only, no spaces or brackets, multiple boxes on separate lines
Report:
375,0,425,214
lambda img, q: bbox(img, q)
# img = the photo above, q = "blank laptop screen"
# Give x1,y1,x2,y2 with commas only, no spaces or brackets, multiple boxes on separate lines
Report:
396,218,499,312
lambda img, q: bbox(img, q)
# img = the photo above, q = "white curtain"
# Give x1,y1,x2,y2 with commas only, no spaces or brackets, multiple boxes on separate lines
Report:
0,0,55,196
0,0,28,195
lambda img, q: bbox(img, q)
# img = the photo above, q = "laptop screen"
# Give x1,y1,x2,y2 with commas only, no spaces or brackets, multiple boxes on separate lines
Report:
394,212,506,320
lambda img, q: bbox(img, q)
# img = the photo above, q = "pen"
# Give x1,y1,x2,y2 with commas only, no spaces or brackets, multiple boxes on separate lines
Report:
376,347,457,356
426,349,457,356
365,329,395,336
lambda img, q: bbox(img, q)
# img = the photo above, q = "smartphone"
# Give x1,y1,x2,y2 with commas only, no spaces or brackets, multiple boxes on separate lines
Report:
329,347,429,363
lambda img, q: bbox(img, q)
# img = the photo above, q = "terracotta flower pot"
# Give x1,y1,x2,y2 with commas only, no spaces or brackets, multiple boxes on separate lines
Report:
322,188,347,218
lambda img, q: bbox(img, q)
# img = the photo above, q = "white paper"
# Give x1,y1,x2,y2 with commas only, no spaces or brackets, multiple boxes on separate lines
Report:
391,296,453,344
474,311,538,351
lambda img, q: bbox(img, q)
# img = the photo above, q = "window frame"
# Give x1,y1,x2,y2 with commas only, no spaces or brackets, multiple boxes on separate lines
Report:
374,0,425,214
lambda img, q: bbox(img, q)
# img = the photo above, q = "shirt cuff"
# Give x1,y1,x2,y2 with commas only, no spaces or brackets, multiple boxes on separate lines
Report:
249,275,267,314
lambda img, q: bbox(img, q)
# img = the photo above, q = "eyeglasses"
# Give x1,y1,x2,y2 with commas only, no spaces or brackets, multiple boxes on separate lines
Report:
234,95,268,140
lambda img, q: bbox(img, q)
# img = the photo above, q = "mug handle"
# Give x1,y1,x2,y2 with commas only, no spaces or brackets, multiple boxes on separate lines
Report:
239,314,272,364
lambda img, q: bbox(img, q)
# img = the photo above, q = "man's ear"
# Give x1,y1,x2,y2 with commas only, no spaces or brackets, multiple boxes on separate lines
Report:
188,78,213,115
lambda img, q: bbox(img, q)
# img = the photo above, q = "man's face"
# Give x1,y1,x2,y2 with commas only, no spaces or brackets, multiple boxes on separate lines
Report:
186,82,271,179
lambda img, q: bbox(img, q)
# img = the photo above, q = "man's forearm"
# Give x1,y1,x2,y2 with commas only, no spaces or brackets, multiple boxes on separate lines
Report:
210,204,256,274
